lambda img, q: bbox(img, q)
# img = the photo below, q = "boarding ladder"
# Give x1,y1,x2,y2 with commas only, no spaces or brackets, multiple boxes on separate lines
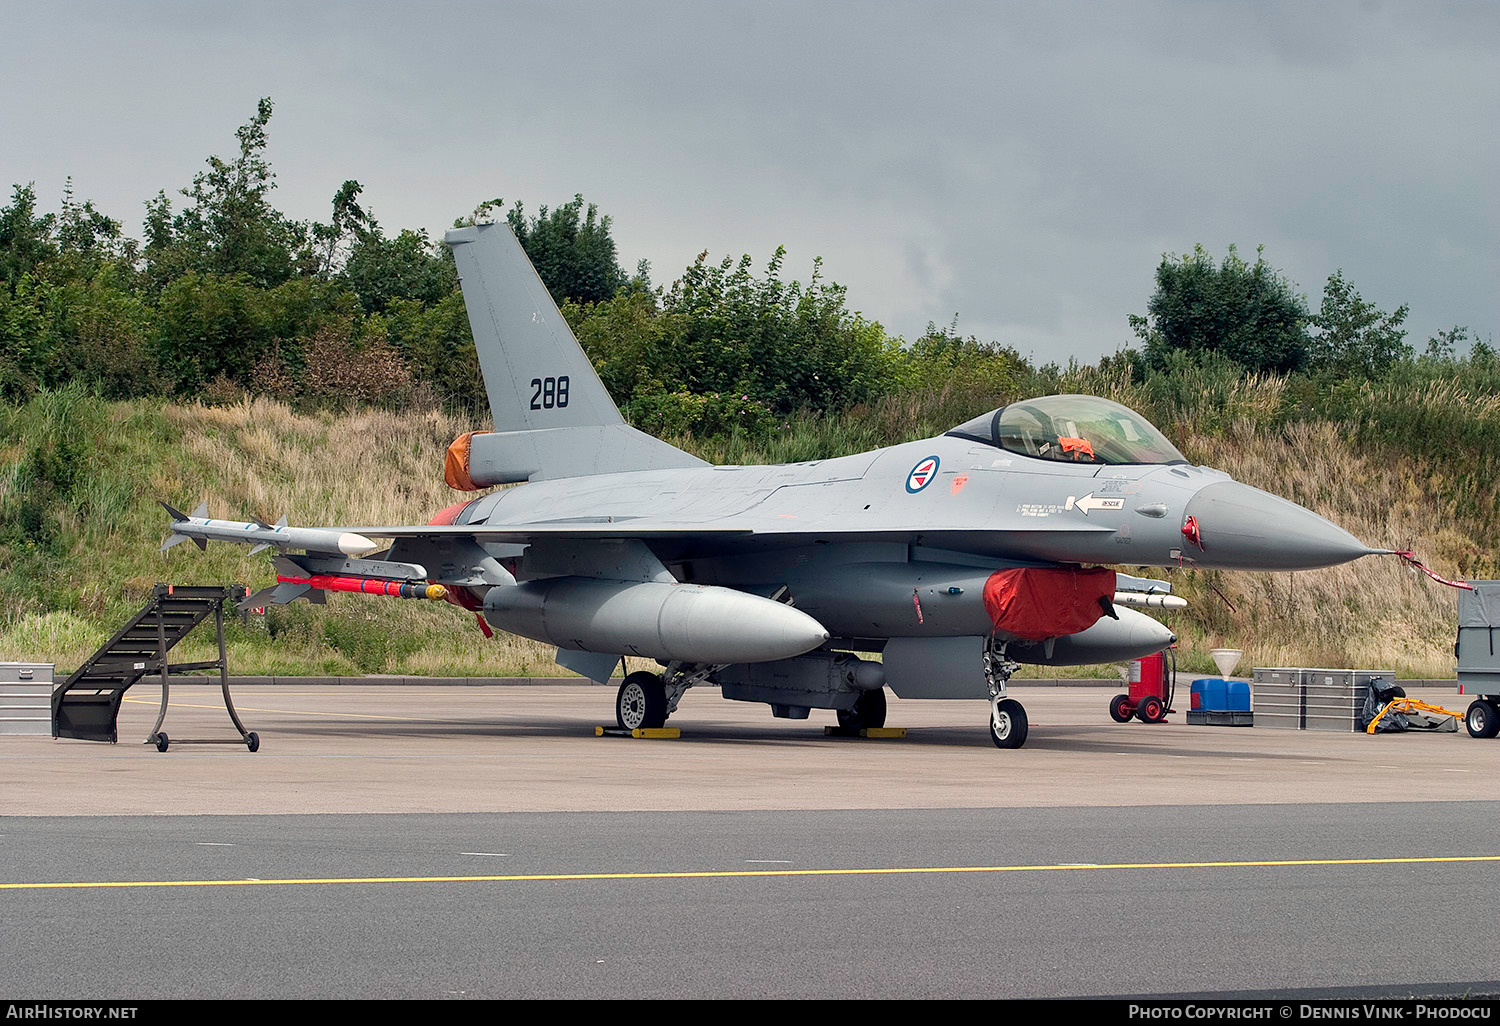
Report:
51,584,259,752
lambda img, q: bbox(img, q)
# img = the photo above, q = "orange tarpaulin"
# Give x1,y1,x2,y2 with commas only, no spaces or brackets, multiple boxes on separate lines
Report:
443,431,491,491
982,567,1117,641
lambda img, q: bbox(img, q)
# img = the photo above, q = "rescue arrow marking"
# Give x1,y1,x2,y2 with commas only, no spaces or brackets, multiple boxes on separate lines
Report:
1067,493,1126,516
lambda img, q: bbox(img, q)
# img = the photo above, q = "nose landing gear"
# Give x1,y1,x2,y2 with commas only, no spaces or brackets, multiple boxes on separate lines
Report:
984,637,1029,749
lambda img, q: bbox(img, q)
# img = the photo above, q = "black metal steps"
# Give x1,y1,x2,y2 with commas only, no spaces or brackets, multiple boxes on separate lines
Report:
52,584,257,750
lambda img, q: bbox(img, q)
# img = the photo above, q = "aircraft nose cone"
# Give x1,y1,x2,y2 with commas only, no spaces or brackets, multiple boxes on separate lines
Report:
1182,481,1375,571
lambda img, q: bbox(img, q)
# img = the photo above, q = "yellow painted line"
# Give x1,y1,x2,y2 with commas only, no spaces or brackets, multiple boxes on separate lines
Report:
4,855,1498,892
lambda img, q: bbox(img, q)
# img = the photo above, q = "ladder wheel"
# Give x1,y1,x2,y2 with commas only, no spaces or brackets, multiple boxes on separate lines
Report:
153,732,169,753
246,731,260,753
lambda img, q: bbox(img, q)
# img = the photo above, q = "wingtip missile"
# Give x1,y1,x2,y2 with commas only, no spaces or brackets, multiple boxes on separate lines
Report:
160,502,381,557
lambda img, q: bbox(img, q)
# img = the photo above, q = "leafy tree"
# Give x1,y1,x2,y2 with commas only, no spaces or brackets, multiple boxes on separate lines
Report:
564,277,662,403
1131,244,1310,374
151,273,274,393
1423,325,1469,362
375,292,480,406
0,184,57,291
54,179,127,261
1307,269,1410,376
343,227,456,314
304,180,375,277
653,246,902,414
48,266,158,398
904,319,1025,401
146,98,306,290
506,194,625,307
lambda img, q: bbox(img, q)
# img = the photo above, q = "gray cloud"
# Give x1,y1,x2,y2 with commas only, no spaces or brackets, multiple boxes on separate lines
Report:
2,0,1494,361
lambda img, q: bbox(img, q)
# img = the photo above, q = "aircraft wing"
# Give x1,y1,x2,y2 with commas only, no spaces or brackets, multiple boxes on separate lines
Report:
330,518,1116,542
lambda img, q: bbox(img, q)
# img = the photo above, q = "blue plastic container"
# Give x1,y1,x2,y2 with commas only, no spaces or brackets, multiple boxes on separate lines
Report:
1227,680,1251,711
1192,678,1229,711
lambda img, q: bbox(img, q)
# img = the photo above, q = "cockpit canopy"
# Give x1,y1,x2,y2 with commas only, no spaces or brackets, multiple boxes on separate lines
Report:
946,395,1188,466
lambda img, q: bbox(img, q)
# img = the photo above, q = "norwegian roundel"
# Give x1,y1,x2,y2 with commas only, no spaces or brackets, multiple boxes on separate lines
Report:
905,455,940,493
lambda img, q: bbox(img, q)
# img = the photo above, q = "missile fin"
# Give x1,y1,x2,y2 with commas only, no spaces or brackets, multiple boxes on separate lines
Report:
161,533,189,552
240,582,314,609
249,542,270,555
275,515,288,528
160,500,189,522
271,554,307,577
191,501,209,518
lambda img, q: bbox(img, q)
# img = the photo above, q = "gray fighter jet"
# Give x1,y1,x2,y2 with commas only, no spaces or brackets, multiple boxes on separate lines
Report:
167,223,1381,748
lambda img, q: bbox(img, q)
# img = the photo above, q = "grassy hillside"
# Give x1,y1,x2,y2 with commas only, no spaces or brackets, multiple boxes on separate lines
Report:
0,381,1483,679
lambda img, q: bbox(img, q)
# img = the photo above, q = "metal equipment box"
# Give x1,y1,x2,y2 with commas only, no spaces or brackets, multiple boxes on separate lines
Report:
1250,679,1304,729
0,662,54,736
1456,581,1500,697
1251,667,1394,732
1253,667,1306,687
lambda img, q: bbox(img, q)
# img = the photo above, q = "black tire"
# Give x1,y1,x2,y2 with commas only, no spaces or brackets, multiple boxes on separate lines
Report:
1138,696,1165,723
246,731,260,753
1466,699,1500,740
838,688,888,730
989,698,1029,749
1108,694,1133,723
153,732,169,753
616,672,668,730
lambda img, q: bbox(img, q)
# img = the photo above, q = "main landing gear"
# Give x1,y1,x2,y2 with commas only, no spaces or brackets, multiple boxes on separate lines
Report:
983,636,1029,749
837,688,887,730
614,663,717,731
615,672,667,730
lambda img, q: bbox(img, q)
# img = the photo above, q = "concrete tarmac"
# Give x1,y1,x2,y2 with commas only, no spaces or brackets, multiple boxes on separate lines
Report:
3,683,1496,999
4,683,1490,815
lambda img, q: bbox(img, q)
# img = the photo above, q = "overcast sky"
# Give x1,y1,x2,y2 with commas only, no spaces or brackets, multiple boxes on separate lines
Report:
3,1,1495,364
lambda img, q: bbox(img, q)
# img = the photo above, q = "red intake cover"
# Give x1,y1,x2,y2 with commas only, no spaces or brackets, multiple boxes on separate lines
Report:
982,567,1118,641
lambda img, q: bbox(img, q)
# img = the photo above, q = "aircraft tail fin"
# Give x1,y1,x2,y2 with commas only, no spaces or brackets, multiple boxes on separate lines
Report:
445,223,705,483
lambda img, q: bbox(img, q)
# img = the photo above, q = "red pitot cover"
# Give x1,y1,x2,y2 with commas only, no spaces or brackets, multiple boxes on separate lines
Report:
981,567,1117,641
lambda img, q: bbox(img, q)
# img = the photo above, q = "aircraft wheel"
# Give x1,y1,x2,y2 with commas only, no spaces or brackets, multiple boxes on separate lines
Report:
1466,699,1500,739
838,688,887,730
153,732,169,753
989,699,1029,749
616,672,668,731
1138,696,1165,723
246,731,260,753
1108,694,1134,723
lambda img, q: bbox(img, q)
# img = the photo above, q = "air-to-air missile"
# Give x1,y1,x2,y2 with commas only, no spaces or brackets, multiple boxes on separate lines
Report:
160,501,380,557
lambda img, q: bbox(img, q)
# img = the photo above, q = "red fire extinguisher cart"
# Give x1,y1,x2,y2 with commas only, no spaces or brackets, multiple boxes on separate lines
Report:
1109,648,1176,724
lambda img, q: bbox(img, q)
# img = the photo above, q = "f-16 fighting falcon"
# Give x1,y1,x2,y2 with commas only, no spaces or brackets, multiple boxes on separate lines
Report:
164,223,1383,749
